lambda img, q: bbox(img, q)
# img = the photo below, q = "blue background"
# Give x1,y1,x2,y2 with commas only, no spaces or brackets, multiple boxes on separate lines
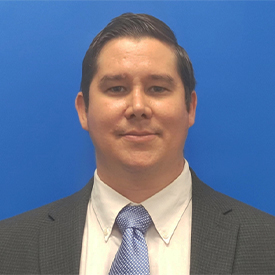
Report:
1,1,275,220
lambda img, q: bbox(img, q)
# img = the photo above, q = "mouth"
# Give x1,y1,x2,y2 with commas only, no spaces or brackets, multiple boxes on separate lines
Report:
120,131,158,142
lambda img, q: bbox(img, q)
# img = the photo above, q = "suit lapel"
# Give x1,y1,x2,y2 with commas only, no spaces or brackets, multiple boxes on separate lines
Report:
190,170,240,274
39,178,94,274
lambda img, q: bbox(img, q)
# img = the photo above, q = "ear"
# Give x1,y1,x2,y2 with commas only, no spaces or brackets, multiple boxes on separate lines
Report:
188,91,197,127
75,92,89,131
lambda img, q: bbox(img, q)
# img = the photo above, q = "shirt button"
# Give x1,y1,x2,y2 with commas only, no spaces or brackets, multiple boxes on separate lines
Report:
103,228,108,236
163,234,169,240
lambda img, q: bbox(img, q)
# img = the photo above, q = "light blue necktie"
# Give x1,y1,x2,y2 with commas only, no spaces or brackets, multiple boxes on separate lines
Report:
109,205,152,275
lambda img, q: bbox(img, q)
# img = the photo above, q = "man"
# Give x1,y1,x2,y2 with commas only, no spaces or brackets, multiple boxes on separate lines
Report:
0,13,275,275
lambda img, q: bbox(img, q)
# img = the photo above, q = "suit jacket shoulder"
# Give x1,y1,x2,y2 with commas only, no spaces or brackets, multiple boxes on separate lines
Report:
0,178,94,274
190,169,275,274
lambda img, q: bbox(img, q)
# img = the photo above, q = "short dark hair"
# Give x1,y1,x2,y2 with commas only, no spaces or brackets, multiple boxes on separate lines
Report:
81,13,196,111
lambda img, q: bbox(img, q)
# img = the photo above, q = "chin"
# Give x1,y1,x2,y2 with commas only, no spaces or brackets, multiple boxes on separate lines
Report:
120,156,161,173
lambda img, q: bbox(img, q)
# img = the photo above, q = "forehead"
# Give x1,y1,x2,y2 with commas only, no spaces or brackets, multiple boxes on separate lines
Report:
94,37,180,80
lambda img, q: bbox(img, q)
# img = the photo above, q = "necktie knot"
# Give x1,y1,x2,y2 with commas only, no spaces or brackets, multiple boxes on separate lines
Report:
116,205,152,235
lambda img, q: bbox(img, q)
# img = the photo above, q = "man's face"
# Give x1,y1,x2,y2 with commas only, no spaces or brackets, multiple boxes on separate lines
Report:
76,37,196,174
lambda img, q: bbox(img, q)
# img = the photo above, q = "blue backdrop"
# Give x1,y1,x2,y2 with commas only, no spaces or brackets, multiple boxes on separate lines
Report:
1,1,275,220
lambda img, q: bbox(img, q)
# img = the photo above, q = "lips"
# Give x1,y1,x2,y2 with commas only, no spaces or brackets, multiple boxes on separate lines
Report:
120,130,158,142
123,131,155,136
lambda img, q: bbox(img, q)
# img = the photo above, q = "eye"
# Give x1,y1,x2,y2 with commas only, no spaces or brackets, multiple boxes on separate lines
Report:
149,86,167,93
109,86,126,93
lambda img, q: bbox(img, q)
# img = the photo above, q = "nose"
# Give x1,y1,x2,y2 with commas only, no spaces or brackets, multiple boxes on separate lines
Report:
124,88,152,120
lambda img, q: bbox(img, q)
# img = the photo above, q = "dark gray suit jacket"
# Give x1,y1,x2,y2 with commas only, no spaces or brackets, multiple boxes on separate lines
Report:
1,169,275,274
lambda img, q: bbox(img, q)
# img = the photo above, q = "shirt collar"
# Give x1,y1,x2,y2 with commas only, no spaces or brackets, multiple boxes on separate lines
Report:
92,171,131,242
142,160,192,244
91,159,192,244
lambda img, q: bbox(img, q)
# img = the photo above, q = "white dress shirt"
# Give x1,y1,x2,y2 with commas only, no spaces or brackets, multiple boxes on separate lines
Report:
80,160,192,275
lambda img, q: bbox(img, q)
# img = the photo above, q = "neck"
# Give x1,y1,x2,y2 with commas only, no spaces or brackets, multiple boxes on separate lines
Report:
96,158,185,203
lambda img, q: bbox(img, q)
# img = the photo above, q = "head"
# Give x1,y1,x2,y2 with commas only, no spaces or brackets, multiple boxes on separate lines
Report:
75,13,197,195
80,13,196,112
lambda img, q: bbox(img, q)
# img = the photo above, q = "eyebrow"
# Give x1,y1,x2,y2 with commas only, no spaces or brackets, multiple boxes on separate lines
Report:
98,73,176,88
149,74,176,87
99,74,127,86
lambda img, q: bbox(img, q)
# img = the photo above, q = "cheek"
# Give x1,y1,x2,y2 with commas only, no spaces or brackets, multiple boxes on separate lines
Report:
87,99,126,131
156,101,187,125
157,104,189,147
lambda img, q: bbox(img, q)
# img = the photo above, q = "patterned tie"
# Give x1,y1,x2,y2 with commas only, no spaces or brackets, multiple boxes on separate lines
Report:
109,205,152,275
